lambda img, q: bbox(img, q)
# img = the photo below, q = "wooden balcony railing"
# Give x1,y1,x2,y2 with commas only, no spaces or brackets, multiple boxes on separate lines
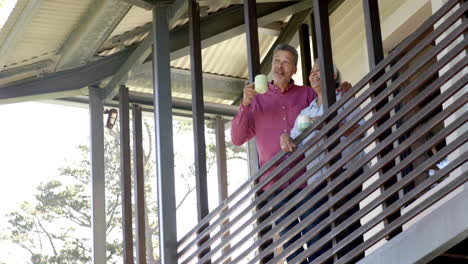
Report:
176,1,467,263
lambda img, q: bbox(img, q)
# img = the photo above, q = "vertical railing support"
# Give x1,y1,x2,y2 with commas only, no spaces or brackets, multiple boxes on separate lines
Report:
89,87,106,264
244,0,268,262
244,0,261,82
189,0,209,223
309,13,319,61
215,116,228,204
363,0,402,239
133,104,147,264
363,0,384,68
119,85,135,264
299,24,313,86
152,4,178,264
189,0,211,262
313,0,336,109
244,0,261,176
214,116,231,263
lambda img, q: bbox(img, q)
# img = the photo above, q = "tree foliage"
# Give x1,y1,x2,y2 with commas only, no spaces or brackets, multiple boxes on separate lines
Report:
1,119,246,264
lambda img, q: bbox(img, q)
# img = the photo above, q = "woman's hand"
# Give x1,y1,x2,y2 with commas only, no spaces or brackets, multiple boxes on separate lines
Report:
337,81,352,93
280,133,296,152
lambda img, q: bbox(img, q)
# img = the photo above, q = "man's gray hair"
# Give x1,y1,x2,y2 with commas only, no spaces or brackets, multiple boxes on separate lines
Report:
274,44,299,65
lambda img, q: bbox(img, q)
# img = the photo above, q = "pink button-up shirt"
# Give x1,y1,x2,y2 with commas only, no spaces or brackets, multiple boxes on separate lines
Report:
231,80,316,190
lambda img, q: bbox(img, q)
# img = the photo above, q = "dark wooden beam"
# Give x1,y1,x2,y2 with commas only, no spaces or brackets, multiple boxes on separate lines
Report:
244,0,261,81
309,13,318,60
132,104,147,264
215,116,228,202
214,116,231,261
363,0,401,240
189,1,211,262
119,86,135,264
190,0,209,222
299,23,312,86
363,0,384,68
313,0,335,109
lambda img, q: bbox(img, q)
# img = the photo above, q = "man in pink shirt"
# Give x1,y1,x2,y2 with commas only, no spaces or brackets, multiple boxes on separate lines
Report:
231,44,316,190
231,44,316,264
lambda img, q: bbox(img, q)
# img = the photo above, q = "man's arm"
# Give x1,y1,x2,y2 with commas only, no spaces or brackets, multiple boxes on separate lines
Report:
231,104,255,146
231,83,257,146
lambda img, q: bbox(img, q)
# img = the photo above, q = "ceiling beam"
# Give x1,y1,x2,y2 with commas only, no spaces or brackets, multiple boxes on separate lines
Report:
125,62,245,101
58,93,238,119
0,60,53,81
0,48,134,104
55,0,132,71
0,46,245,104
120,0,155,10
102,36,153,99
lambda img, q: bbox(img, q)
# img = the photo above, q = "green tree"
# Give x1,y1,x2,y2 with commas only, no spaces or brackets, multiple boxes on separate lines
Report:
2,119,246,264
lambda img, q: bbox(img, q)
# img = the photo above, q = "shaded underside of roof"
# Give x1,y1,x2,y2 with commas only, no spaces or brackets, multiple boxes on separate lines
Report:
0,0,423,111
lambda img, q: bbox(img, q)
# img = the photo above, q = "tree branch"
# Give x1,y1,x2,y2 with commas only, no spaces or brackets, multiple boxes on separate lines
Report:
106,192,121,235
34,217,58,257
176,185,195,210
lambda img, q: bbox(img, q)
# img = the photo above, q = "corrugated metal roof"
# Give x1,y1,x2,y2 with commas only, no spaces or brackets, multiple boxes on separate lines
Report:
0,0,27,44
1,0,93,69
171,32,278,79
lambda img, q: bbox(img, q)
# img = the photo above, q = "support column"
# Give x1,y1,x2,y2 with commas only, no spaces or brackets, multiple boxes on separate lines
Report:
133,104,147,264
89,87,106,264
189,0,210,262
313,0,336,109
363,0,402,240
119,86,135,264
244,0,260,176
299,24,313,86
363,0,384,68
243,2,269,262
215,117,228,203
189,0,209,223
152,4,178,264
214,116,231,262
244,0,261,81
313,1,366,261
309,13,318,61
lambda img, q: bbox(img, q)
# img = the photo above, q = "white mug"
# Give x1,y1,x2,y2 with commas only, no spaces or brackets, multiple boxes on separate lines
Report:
254,74,268,94
298,115,312,131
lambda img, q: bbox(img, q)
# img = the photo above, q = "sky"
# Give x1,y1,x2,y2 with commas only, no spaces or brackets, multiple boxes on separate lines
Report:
0,102,92,263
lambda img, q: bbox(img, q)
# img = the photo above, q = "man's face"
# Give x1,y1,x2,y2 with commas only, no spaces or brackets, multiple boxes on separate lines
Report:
272,50,297,85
